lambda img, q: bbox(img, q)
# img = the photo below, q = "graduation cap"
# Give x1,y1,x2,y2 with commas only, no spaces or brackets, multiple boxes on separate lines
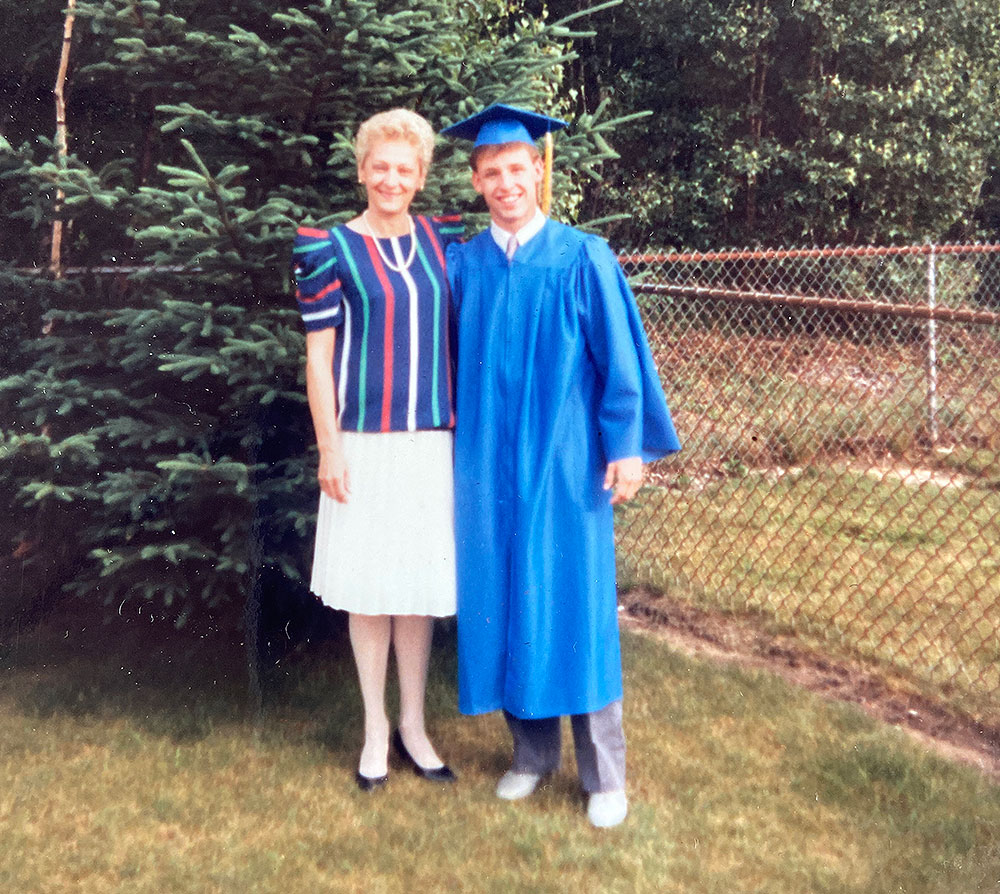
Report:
440,103,568,147
441,104,569,213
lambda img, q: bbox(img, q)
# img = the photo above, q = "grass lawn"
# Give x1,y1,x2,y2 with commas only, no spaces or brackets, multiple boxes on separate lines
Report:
2,611,999,893
617,467,1000,718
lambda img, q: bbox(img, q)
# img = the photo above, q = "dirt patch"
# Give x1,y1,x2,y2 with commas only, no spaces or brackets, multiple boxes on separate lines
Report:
619,587,1000,780
861,462,969,489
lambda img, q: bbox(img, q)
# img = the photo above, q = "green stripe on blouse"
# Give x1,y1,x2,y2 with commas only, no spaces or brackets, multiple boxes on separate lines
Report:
331,228,369,432
297,255,337,281
413,236,442,428
293,240,333,254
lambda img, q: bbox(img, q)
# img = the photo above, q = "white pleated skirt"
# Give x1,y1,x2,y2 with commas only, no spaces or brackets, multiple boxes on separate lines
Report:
309,429,456,617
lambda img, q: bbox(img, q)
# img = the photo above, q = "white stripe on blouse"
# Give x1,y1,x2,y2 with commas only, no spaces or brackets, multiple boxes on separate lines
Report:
337,300,352,427
391,237,421,432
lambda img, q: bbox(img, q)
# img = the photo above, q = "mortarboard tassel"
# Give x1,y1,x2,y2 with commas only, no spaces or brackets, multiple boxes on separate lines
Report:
541,131,554,216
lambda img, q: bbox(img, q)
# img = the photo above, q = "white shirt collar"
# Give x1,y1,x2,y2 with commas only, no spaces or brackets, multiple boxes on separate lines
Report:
489,209,547,253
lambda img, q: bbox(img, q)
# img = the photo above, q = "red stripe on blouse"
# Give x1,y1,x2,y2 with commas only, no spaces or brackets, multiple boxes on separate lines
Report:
296,226,329,238
417,215,446,271
363,236,395,432
416,216,454,426
444,307,455,428
297,280,341,304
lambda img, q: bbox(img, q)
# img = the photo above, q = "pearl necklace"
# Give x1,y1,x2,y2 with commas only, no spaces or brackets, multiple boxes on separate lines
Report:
362,210,417,273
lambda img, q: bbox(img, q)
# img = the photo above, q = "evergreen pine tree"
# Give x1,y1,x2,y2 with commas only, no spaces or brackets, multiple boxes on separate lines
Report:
0,0,617,638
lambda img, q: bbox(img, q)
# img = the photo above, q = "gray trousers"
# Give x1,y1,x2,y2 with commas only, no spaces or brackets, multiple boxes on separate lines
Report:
503,699,626,793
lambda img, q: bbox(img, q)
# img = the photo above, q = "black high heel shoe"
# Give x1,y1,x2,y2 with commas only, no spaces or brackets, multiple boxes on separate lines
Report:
392,729,457,783
355,771,388,792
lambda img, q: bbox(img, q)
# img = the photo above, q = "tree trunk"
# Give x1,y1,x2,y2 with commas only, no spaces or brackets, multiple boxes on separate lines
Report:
50,0,77,279
745,0,769,239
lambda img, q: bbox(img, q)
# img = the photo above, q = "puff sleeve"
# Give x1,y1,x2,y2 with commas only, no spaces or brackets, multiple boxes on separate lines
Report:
431,212,464,249
291,226,344,332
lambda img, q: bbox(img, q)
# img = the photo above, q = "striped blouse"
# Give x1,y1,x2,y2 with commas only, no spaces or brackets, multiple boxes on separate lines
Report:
292,214,462,433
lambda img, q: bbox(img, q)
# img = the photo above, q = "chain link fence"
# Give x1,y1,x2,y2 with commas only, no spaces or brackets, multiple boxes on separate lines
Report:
6,244,999,718
617,244,1000,716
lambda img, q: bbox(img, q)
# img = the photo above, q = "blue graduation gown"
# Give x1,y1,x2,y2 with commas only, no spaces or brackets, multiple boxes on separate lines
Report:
448,220,680,719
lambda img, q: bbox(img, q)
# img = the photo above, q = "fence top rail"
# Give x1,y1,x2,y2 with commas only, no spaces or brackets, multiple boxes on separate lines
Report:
10,242,1000,276
621,243,1000,264
634,281,1000,326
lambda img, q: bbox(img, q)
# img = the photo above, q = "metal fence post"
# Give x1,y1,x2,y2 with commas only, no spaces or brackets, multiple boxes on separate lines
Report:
624,242,1000,707
926,244,940,446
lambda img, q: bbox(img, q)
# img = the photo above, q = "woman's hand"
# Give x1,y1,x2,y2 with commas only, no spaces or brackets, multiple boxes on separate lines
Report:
318,443,351,503
305,329,349,502
603,456,643,505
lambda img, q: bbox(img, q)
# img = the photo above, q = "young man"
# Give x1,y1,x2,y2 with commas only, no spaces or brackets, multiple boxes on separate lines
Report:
442,105,680,827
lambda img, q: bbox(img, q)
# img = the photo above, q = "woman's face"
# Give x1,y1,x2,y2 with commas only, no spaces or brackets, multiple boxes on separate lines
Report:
358,138,426,218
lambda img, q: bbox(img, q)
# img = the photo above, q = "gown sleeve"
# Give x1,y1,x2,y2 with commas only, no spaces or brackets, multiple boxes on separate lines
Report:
577,235,681,464
291,226,345,332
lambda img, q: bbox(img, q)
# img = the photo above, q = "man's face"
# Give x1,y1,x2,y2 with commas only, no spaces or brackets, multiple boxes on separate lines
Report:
471,144,544,233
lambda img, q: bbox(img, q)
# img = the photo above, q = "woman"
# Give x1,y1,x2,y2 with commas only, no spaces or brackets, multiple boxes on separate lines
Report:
292,109,461,790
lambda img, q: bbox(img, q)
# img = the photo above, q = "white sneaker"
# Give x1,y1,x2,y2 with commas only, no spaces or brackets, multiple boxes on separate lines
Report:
495,771,543,801
587,790,628,828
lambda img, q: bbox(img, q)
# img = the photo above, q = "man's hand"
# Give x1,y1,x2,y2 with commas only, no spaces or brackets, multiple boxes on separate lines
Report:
318,443,351,503
603,456,643,505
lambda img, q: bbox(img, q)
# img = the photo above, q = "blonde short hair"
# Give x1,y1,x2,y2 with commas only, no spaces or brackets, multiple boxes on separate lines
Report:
354,108,435,172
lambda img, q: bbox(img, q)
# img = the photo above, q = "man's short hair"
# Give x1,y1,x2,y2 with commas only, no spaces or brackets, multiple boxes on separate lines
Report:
469,141,541,171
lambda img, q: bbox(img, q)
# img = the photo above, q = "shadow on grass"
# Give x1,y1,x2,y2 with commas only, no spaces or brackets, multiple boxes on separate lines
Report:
2,593,464,756
7,617,253,742
2,590,336,741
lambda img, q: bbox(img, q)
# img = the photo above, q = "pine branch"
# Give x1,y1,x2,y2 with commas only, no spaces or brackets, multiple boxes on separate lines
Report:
179,138,265,297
